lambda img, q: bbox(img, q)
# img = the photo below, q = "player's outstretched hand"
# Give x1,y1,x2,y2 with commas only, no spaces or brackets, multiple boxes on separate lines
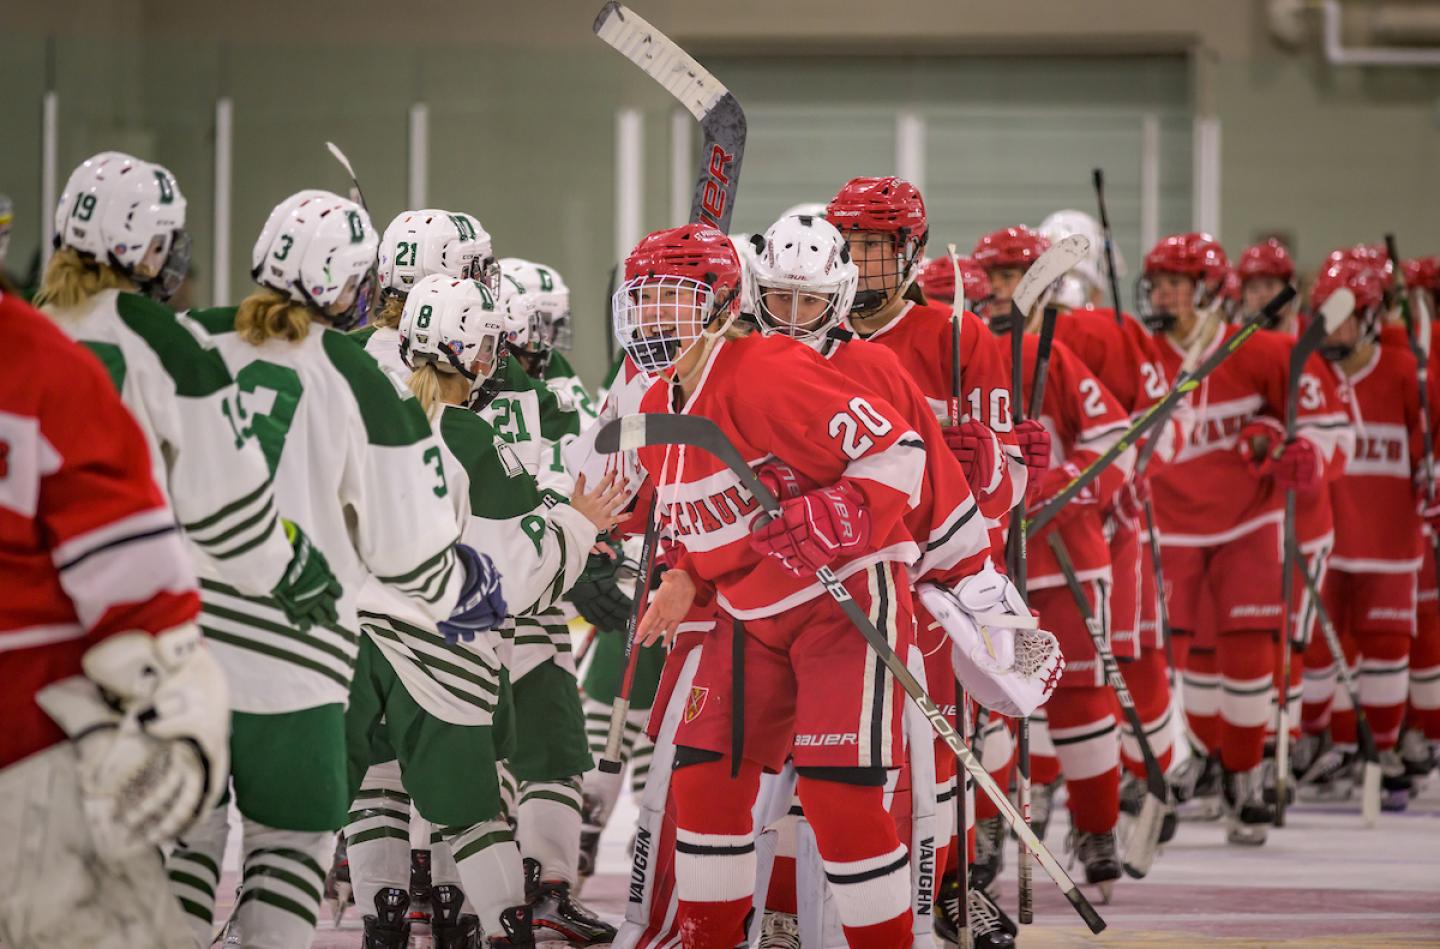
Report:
570,472,627,534
638,568,696,648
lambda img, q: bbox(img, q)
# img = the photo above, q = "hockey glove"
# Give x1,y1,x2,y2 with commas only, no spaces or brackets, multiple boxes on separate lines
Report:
1014,418,1052,475
569,541,634,631
1027,462,1099,528
755,460,816,502
35,625,230,861
439,544,507,645
1111,477,1150,530
271,519,343,631
1266,437,1322,492
1235,417,1286,472
749,480,872,576
942,419,1000,495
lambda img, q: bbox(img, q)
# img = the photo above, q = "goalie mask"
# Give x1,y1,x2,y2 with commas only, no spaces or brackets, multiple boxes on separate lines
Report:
378,209,499,303
1137,232,1228,334
613,223,742,376
252,189,379,330
750,215,857,347
55,151,190,302
399,273,507,410
918,565,1064,719
500,257,571,374
826,176,928,314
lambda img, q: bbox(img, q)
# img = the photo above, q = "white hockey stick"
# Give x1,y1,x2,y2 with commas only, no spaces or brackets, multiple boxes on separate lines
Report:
325,141,368,211
1014,234,1091,325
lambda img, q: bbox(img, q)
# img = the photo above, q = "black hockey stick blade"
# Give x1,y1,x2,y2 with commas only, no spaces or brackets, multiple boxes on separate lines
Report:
596,411,1107,932
1028,305,1059,421
594,2,746,232
1027,285,1297,536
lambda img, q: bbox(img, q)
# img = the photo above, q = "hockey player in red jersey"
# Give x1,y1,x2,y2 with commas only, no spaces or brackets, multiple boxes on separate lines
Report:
1139,233,1353,845
744,213,1024,948
613,222,929,948
974,224,1137,894
1237,239,1299,329
0,292,229,949
825,178,1049,544
1296,260,1425,810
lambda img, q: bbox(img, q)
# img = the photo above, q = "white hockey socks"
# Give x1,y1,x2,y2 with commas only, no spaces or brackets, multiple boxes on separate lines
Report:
518,778,584,885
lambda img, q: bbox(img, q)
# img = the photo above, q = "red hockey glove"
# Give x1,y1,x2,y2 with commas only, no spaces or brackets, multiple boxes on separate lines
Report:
1264,438,1322,492
749,481,873,576
1014,419,1052,475
1235,417,1286,472
755,460,817,503
942,420,999,494
1027,462,1099,527
1112,477,1150,529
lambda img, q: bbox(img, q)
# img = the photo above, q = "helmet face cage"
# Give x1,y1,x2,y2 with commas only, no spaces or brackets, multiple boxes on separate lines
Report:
143,228,192,303
550,308,573,351
469,254,502,300
845,229,926,313
612,274,722,375
755,284,847,345
1136,267,1224,333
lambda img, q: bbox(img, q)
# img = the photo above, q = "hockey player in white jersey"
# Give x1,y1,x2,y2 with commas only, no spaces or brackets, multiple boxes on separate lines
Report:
357,208,499,377
161,190,504,949
35,152,343,640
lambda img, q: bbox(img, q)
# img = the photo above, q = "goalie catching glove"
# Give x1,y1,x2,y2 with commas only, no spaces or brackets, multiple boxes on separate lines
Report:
569,539,634,631
918,563,1064,718
749,477,872,576
34,624,230,862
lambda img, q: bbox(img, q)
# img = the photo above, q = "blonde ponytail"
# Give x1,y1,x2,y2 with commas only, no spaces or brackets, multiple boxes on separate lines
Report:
235,288,312,345
372,294,405,329
34,247,132,310
406,363,445,419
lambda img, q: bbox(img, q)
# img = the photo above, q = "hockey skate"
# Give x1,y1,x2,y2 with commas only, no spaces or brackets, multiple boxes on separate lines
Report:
1260,754,1295,808
1067,828,1121,902
488,905,537,948
934,872,1016,948
759,910,801,948
969,815,1006,896
409,847,435,927
1399,728,1436,786
1291,731,1328,780
325,834,354,926
433,884,484,949
1222,767,1270,846
1171,752,1223,820
524,858,617,944
1379,749,1413,812
363,887,413,949
1298,747,1358,801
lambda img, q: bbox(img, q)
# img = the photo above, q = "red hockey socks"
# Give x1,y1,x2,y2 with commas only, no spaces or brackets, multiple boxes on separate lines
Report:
1218,630,1274,772
1118,648,1175,779
1357,631,1411,749
670,755,762,948
795,775,913,948
1048,686,1120,834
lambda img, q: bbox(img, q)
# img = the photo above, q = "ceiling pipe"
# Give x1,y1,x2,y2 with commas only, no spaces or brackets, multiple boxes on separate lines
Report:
1319,0,1440,67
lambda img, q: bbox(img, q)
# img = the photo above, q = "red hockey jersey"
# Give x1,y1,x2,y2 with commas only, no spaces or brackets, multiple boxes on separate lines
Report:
1000,334,1134,588
0,294,200,769
635,333,924,621
1150,325,1354,546
1321,344,1424,572
852,301,1024,528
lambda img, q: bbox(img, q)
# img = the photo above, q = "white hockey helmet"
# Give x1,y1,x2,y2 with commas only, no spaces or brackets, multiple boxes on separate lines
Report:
54,151,190,300
378,209,499,301
251,189,379,329
728,233,760,318
779,202,827,220
500,257,571,358
750,214,858,346
1038,209,1123,307
398,273,507,409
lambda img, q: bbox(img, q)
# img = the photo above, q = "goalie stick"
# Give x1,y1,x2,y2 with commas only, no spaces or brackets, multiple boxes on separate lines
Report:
1026,285,1298,536
1275,286,1354,827
1048,534,1167,882
597,414,1109,935
594,2,745,233
1298,558,1384,826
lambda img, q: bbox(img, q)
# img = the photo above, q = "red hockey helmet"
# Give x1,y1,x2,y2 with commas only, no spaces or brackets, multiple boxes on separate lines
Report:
1312,259,1386,358
1403,256,1440,292
1142,232,1229,282
1326,243,1393,284
917,255,992,306
614,223,743,374
972,226,1050,272
1218,268,1242,316
826,176,929,313
1237,239,1294,283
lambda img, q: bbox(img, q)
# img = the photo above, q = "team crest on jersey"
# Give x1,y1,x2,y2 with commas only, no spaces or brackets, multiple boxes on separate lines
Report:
684,686,708,723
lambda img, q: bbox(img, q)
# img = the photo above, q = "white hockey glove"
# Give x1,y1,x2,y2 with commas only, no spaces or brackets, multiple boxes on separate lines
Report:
35,624,230,861
919,564,1065,718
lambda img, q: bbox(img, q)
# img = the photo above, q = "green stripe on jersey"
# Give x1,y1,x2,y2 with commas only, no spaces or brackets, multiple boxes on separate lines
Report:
185,305,238,336
114,293,233,397
321,327,433,447
439,405,544,519
349,324,379,346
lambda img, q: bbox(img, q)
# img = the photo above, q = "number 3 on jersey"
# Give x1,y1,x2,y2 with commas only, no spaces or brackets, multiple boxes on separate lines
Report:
828,396,894,460
229,361,304,475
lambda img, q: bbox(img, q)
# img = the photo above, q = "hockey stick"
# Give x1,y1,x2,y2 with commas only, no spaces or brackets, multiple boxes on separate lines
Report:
1275,286,1354,827
1387,234,1440,597
325,141,369,212
1028,306,1059,421
596,414,1109,935
597,491,661,776
1092,169,1125,328
1026,286,1297,536
594,2,745,234
1048,534,1167,880
1297,559,1384,826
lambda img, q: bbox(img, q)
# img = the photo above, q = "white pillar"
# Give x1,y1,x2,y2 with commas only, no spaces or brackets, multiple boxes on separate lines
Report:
212,97,233,306
1192,116,1222,238
615,108,644,260
408,102,429,210
1140,113,1160,255
896,109,926,191
40,90,59,268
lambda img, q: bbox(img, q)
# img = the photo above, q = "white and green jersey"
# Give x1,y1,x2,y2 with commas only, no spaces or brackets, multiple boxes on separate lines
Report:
44,289,293,593
186,307,464,714
353,323,407,381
